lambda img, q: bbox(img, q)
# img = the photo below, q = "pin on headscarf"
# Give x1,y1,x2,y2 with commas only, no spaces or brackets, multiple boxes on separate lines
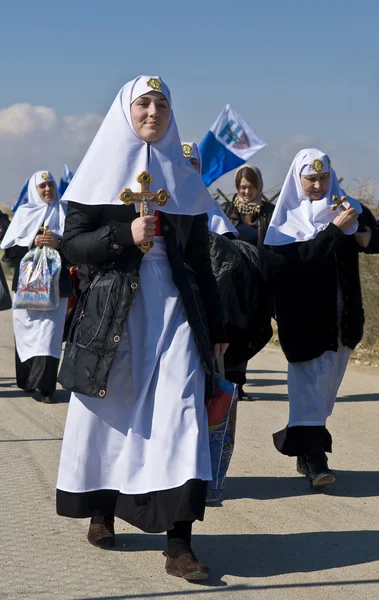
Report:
61,76,216,217
264,148,362,246
182,141,238,237
1,171,65,250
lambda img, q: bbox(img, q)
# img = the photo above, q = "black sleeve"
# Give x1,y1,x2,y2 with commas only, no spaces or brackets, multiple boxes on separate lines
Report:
365,223,379,254
185,213,228,344
357,205,379,254
61,202,135,265
0,211,10,239
6,245,29,291
286,223,346,265
259,223,346,282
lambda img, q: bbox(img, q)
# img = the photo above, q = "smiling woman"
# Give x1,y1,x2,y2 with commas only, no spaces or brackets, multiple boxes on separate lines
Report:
131,91,170,143
0,171,67,404
55,75,228,582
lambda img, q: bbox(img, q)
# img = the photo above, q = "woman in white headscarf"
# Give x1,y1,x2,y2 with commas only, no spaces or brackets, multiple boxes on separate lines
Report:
1,172,67,403
263,148,376,489
55,76,228,581
182,141,238,237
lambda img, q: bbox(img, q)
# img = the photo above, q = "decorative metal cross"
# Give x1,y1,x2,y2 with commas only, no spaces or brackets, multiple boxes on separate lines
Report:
40,225,51,235
119,171,170,253
331,195,348,211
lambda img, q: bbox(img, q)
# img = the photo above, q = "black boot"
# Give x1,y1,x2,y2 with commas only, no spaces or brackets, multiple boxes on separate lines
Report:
297,448,336,489
87,514,115,548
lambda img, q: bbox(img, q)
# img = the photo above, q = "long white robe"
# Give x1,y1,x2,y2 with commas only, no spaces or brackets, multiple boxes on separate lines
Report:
14,299,68,363
57,238,212,495
287,288,350,426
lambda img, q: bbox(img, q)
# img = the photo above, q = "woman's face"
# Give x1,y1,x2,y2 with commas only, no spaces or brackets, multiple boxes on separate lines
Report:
131,91,170,143
300,172,330,201
36,181,56,204
237,177,258,204
188,157,201,174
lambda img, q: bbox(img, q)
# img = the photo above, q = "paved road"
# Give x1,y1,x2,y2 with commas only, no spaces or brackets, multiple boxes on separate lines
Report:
1,307,378,600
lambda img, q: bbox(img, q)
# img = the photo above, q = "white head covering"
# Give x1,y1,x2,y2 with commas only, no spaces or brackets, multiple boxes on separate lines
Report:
61,76,215,216
1,171,65,249
264,148,362,246
182,141,202,170
182,141,238,237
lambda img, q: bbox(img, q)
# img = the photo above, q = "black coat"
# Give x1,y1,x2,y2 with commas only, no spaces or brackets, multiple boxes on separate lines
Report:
364,218,379,254
221,200,275,248
0,210,10,240
262,205,376,363
209,233,272,365
58,202,227,399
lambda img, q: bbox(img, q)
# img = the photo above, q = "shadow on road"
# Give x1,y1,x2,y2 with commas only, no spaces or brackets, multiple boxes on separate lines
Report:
246,369,286,375
241,391,289,401
246,378,285,387
221,472,379,500
0,387,70,402
78,577,379,599
239,389,379,402
84,529,379,583
0,376,17,387
337,393,379,402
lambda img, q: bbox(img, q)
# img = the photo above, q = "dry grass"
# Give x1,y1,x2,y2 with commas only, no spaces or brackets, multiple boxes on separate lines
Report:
352,186,379,364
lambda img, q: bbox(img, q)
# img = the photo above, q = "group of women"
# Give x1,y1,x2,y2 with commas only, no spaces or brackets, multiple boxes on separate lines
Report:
2,74,378,582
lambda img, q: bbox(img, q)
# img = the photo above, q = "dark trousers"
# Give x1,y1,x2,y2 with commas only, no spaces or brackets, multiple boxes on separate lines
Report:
225,360,248,387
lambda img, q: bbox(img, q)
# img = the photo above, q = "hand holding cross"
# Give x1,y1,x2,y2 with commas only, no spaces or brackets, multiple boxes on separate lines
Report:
119,171,170,253
331,195,348,211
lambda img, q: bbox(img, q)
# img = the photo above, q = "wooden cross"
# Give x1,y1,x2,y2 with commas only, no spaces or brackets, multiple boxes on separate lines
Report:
331,195,348,211
119,171,170,254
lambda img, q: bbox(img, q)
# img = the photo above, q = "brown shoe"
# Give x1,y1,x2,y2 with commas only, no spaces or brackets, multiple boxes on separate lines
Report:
165,552,209,581
87,515,115,548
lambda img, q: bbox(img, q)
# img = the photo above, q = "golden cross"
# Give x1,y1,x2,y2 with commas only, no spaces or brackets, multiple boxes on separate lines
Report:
119,171,170,253
40,225,51,235
331,195,348,211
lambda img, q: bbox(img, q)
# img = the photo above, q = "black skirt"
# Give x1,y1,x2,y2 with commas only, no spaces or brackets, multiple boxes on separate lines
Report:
15,351,59,395
273,425,332,456
56,479,207,533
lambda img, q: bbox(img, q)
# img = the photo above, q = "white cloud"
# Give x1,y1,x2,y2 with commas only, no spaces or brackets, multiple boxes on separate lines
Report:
0,103,58,136
0,103,103,206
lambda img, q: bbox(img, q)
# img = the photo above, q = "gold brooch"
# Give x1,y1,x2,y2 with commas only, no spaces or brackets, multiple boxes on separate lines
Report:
41,172,49,180
311,159,323,173
182,143,193,157
147,77,162,91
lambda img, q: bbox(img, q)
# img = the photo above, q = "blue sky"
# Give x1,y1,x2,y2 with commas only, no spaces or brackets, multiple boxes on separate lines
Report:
0,0,378,202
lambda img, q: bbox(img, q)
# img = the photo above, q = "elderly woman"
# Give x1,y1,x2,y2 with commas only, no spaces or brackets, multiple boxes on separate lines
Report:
263,148,376,489
56,76,228,581
1,172,67,403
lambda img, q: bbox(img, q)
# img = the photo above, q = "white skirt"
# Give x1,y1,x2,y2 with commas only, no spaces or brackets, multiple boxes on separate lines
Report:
13,298,68,363
288,344,350,427
57,238,212,496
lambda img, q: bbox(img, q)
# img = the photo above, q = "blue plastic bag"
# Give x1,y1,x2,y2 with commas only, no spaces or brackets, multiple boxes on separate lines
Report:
13,246,61,311
206,373,238,502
